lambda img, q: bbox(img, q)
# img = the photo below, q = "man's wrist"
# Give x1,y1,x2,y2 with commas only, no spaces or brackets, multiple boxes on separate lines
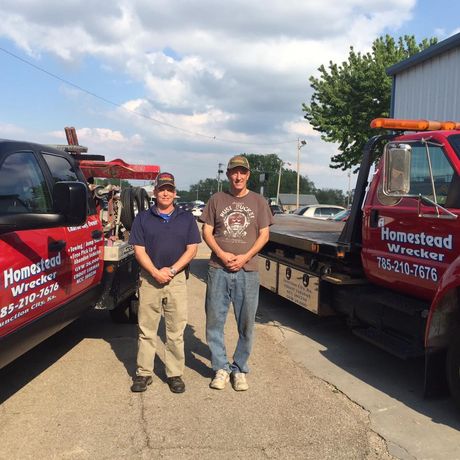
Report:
169,267,177,276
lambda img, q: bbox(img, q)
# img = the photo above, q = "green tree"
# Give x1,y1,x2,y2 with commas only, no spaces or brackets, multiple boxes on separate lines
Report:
186,153,317,202
189,178,229,202
241,153,315,197
302,34,437,171
314,188,346,206
277,168,315,195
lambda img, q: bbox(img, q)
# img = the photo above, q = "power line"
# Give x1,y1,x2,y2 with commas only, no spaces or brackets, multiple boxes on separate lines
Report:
0,46,297,147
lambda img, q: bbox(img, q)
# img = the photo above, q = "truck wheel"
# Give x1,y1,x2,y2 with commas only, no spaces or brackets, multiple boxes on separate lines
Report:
120,187,138,230
446,333,460,408
109,295,138,324
135,187,151,211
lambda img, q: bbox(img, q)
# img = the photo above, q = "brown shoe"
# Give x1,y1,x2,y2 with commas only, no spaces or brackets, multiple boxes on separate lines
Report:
131,375,153,392
167,376,185,393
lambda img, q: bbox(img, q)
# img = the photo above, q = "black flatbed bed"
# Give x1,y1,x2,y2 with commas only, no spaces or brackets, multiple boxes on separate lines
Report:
268,214,346,256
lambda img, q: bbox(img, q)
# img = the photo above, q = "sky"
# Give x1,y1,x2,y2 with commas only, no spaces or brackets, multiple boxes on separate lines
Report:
0,0,459,193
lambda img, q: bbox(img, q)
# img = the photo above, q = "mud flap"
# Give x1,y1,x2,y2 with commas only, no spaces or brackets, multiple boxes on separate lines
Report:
424,347,449,398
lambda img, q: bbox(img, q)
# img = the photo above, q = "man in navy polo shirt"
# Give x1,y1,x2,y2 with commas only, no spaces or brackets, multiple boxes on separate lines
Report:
129,172,201,393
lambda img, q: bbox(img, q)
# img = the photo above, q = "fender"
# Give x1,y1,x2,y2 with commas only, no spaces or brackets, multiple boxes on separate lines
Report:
425,253,460,350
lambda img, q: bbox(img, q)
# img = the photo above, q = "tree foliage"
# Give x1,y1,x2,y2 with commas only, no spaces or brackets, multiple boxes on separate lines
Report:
302,35,437,171
315,188,347,207
185,153,345,205
240,153,315,198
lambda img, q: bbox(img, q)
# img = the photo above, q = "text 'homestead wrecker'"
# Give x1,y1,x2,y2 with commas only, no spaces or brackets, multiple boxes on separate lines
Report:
259,118,460,407
0,128,159,369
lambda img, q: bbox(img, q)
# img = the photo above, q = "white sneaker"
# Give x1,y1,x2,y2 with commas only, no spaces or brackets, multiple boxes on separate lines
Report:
231,372,249,391
210,369,230,390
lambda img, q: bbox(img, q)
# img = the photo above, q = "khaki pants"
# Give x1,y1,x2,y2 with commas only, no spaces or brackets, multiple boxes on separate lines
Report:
136,270,187,378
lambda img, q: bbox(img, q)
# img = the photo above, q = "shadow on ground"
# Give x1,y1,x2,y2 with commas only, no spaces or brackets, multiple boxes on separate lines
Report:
0,305,211,403
256,287,460,429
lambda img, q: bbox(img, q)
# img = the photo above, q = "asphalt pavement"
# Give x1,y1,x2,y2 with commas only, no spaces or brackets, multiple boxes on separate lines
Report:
0,242,394,459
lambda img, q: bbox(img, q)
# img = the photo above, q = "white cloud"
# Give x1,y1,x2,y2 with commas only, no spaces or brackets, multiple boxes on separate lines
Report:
0,122,27,138
0,0,418,190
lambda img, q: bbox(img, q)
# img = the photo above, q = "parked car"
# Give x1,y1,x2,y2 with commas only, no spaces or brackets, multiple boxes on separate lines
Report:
176,201,194,212
292,204,345,220
270,204,284,215
192,204,205,217
328,208,351,222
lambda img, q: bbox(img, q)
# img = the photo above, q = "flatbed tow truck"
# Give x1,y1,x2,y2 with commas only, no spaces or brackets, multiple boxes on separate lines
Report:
259,118,460,406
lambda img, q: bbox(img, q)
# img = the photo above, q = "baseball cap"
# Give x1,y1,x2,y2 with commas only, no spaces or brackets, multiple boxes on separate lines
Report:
156,172,175,189
227,155,250,171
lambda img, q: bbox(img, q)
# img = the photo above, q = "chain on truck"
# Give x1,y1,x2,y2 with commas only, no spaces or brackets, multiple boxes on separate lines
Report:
259,118,460,407
0,127,159,369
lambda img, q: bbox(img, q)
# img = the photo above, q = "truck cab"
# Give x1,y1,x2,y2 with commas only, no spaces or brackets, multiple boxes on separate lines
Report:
362,127,460,301
0,140,102,368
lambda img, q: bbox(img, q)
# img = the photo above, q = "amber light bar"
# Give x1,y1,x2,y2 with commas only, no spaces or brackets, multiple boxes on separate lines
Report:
371,118,460,131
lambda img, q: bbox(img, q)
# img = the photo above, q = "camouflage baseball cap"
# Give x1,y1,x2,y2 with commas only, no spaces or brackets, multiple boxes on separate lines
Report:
227,155,250,171
156,172,175,189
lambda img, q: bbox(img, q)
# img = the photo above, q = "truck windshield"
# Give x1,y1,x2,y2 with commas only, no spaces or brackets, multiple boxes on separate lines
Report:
405,141,457,206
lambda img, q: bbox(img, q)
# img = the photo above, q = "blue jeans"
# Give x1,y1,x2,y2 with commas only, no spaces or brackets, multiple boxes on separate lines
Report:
205,266,260,374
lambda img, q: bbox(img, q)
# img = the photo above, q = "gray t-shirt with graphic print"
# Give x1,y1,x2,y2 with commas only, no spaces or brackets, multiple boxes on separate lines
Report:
200,190,273,271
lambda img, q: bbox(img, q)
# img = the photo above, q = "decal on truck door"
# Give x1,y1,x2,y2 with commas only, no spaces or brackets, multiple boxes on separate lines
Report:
363,141,459,299
42,152,103,296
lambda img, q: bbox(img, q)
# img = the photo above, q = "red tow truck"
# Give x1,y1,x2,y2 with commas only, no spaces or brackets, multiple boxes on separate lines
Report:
0,130,159,368
259,118,460,406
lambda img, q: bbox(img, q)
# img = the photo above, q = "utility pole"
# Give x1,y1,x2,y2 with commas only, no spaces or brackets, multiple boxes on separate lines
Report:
347,170,351,207
276,160,291,205
217,163,224,192
296,138,306,209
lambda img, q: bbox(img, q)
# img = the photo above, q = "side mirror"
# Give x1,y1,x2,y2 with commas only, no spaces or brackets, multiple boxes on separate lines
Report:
0,181,88,234
53,181,88,226
383,143,411,196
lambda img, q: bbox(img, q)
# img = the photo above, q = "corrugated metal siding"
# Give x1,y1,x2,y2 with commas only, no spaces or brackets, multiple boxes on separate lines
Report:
392,47,460,120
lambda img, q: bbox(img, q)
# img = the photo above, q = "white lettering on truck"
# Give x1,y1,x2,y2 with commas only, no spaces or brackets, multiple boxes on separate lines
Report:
3,253,62,289
381,227,452,262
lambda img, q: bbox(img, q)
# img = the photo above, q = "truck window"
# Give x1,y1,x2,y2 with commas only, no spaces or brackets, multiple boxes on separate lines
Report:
42,152,96,215
42,153,79,182
408,144,454,205
447,134,460,159
0,151,52,214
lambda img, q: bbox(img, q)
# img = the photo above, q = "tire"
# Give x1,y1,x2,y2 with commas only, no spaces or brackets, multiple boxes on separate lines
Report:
446,332,460,409
109,295,138,324
120,187,138,230
135,187,151,211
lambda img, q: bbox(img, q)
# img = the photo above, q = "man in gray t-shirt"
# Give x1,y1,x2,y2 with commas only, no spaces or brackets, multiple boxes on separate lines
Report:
200,155,273,391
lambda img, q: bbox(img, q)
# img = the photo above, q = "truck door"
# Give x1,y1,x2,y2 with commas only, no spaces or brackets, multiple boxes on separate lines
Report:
362,141,459,300
40,151,104,298
0,150,69,337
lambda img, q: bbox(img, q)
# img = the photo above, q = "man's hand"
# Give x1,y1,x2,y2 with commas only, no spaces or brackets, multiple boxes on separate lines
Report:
219,251,237,269
227,254,248,272
153,267,173,284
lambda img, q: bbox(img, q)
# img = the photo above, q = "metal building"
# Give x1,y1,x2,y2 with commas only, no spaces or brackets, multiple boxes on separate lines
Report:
387,32,460,121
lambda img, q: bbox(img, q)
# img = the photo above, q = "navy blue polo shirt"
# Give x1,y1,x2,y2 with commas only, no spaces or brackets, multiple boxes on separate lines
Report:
129,206,201,269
